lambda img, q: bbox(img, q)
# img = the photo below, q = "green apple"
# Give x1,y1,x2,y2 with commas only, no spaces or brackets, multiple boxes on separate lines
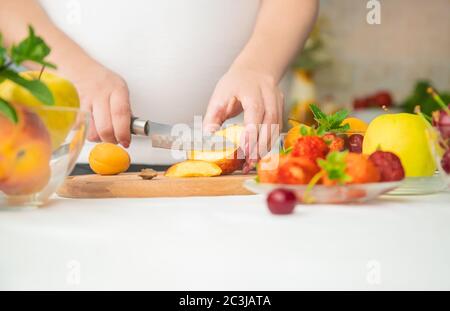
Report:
363,113,435,177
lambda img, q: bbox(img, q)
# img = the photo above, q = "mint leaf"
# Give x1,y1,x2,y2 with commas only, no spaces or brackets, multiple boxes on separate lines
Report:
329,109,349,127
309,103,327,120
0,34,6,68
280,146,293,155
318,151,352,184
10,26,56,69
300,125,309,136
0,98,18,123
2,69,54,105
309,103,351,134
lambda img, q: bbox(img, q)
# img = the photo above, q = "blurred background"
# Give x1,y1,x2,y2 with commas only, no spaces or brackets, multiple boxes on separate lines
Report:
286,0,450,126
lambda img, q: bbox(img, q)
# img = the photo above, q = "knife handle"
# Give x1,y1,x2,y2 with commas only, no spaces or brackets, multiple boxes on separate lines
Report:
130,117,149,136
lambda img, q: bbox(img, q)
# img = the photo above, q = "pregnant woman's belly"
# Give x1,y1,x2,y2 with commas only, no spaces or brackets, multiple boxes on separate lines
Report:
39,0,260,164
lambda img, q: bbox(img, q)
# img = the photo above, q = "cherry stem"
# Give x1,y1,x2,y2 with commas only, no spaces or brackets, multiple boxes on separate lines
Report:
427,87,449,113
303,170,325,204
414,105,433,124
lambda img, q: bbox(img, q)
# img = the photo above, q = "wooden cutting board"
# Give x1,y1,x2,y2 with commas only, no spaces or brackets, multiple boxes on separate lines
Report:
57,173,255,198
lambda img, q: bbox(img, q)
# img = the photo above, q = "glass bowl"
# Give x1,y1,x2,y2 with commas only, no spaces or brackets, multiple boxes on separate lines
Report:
244,179,402,204
427,124,450,188
0,105,88,208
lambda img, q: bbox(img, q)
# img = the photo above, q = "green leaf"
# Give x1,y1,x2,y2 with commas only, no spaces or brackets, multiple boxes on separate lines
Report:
318,151,352,184
329,109,349,127
309,103,327,120
0,34,6,68
0,97,18,123
280,146,293,155
2,69,54,105
10,26,56,69
309,103,351,134
300,125,309,136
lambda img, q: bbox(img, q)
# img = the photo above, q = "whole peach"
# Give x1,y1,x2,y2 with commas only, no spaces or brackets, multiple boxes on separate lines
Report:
0,104,52,195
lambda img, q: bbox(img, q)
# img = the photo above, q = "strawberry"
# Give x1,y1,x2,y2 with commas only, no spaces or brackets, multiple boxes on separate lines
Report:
322,133,345,152
292,136,329,162
277,156,319,185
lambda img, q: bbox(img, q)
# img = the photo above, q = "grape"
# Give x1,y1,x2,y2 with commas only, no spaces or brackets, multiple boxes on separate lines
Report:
348,134,364,153
442,149,450,174
266,189,297,215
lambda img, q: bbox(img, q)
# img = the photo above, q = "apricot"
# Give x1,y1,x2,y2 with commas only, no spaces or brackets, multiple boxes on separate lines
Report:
284,124,311,149
0,104,52,195
89,143,130,175
342,117,368,134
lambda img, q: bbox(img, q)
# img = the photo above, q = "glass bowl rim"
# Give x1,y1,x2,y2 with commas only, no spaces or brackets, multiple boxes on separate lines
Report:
26,105,88,114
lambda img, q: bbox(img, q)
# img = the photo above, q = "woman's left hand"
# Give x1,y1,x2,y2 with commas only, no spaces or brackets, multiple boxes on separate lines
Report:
203,65,284,172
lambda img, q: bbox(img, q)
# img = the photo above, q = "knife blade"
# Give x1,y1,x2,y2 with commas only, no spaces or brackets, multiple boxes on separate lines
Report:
130,117,234,151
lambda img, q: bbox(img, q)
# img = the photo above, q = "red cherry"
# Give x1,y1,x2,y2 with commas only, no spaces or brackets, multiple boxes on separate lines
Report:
266,189,297,215
353,98,369,110
373,91,393,108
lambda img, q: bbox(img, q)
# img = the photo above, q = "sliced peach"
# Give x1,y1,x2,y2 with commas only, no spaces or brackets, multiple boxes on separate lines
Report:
187,148,244,175
165,160,222,177
214,125,245,146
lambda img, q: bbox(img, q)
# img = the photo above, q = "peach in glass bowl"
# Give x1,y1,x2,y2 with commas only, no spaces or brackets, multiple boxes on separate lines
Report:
0,104,88,208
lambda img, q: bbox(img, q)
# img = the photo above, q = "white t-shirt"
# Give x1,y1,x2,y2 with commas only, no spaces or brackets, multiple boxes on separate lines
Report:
39,0,260,164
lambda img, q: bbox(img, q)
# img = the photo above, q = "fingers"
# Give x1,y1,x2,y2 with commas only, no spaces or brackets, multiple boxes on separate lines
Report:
242,93,265,172
258,87,279,158
110,87,132,148
87,106,100,142
92,95,117,144
203,94,229,134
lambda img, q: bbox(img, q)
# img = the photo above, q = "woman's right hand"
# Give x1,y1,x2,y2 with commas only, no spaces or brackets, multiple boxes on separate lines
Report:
72,63,132,148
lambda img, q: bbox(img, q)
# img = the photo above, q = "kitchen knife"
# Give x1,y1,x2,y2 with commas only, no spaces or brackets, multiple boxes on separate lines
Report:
130,117,233,151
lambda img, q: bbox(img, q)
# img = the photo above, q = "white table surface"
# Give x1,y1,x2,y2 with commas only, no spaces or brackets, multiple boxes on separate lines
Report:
1,191,449,291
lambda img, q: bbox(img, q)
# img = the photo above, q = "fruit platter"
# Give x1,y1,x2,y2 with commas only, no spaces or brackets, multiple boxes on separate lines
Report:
245,101,449,211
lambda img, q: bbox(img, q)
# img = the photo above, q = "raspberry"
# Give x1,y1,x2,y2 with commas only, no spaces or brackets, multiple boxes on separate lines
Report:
292,136,329,161
369,151,405,182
